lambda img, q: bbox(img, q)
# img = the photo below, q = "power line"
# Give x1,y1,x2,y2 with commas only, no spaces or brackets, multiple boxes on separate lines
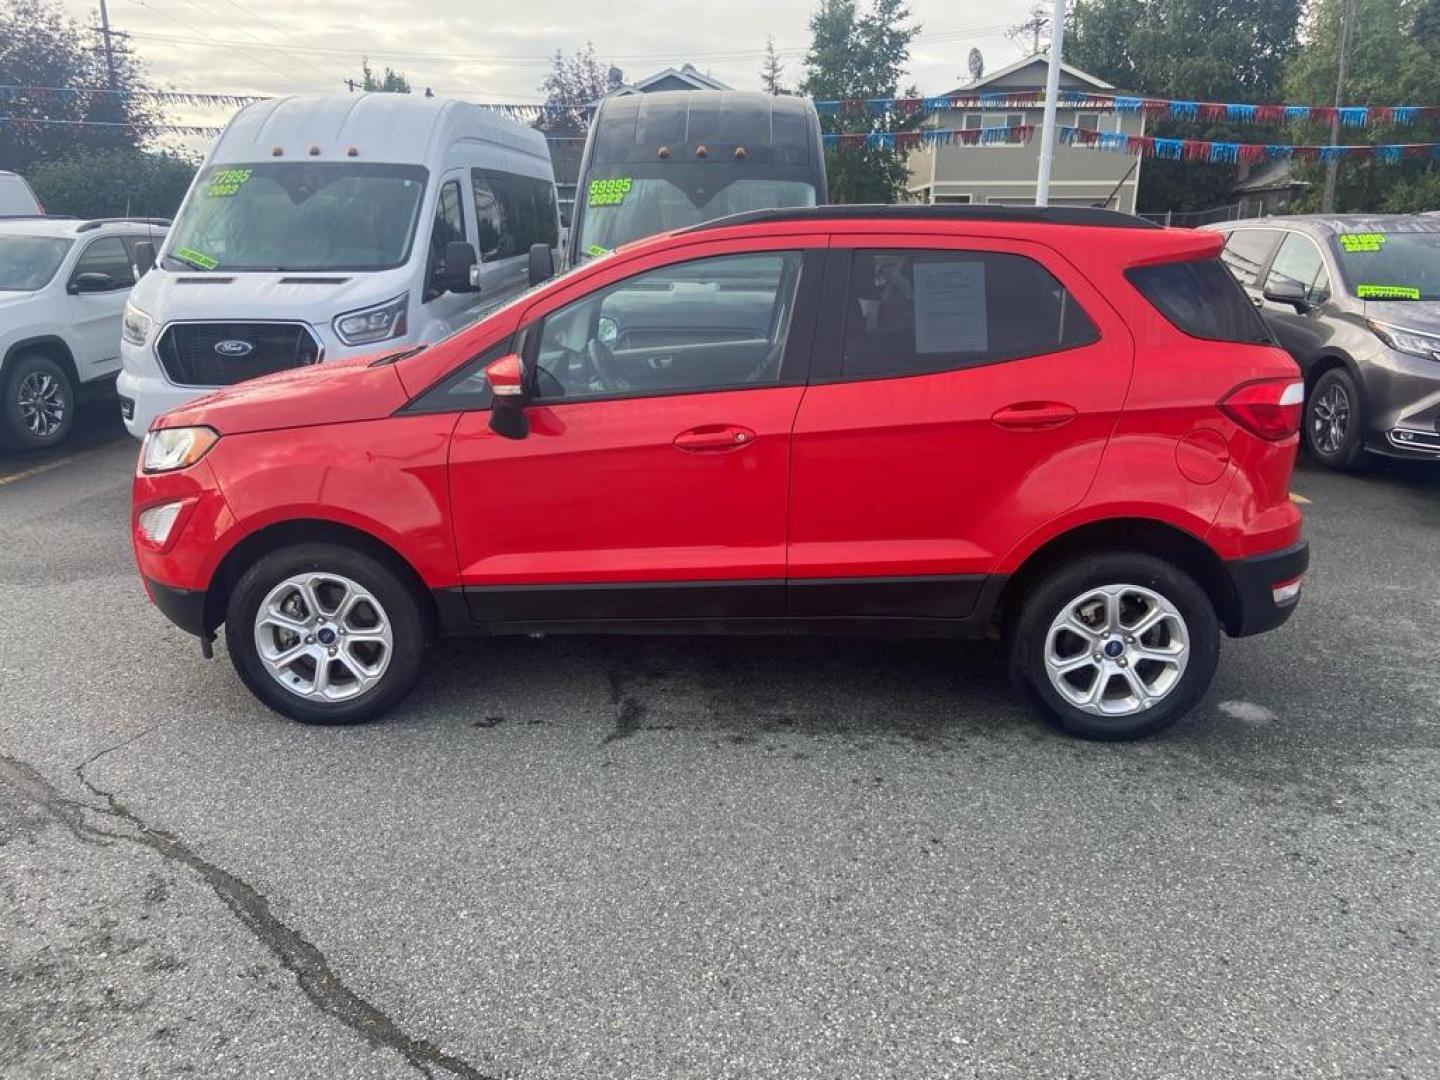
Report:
177,0,355,88
122,0,329,90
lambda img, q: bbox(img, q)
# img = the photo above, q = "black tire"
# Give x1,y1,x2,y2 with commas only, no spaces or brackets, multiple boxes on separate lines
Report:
1303,367,1366,471
0,352,75,451
225,543,428,725
1007,552,1220,741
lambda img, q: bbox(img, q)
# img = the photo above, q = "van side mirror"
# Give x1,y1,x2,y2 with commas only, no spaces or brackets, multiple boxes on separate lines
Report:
485,352,531,439
69,272,116,294
442,241,479,293
133,241,156,277
527,243,555,287
1262,277,1310,313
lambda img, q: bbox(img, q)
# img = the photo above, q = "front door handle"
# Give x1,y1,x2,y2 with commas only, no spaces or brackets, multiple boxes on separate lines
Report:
674,425,756,452
991,401,1078,430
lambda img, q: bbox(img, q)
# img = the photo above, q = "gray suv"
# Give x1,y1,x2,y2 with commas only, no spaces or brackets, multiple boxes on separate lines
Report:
1206,215,1440,469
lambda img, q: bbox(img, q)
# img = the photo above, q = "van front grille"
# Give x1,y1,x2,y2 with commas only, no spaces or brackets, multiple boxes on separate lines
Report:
157,322,321,387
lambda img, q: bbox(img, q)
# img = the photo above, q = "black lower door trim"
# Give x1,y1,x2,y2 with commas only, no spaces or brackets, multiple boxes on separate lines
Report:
463,578,786,623
788,574,985,618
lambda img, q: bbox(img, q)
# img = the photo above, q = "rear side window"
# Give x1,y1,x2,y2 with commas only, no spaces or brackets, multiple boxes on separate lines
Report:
840,250,1099,379
1127,258,1273,345
1218,229,1281,286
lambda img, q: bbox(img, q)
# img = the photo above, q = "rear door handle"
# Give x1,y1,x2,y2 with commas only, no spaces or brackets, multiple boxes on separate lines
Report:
674,424,756,452
991,401,1077,430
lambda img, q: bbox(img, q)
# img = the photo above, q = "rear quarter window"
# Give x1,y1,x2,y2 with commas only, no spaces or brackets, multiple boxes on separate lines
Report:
1126,258,1274,346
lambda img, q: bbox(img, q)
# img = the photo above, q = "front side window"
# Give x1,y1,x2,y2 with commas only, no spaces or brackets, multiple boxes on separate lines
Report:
0,235,73,291
1219,228,1282,286
425,179,467,299
164,162,427,272
1266,233,1330,303
839,249,1099,380
72,236,135,289
470,170,559,262
533,252,804,401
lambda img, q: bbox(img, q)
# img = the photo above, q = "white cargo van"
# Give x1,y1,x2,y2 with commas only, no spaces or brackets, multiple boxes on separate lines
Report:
118,94,560,436
0,171,44,217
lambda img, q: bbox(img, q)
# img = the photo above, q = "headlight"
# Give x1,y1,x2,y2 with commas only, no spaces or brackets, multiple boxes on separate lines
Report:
1367,319,1440,361
142,426,219,473
122,302,153,347
333,293,408,346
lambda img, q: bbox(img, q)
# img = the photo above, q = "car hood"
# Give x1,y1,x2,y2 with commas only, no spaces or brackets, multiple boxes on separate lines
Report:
155,353,410,436
130,265,413,324
1362,300,1440,332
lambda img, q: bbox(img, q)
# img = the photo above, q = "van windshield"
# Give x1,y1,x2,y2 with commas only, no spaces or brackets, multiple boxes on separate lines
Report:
0,235,73,291
164,162,427,272
1330,230,1440,301
577,176,817,257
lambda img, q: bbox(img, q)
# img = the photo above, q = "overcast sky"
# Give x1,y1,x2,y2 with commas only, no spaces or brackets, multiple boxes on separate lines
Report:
60,0,1042,114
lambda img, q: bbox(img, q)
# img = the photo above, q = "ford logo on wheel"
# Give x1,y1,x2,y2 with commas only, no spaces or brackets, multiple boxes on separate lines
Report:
214,339,254,358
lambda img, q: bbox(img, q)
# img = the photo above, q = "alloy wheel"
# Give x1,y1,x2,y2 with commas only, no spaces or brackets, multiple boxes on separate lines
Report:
1043,584,1190,717
1311,383,1350,455
17,371,66,439
253,572,394,702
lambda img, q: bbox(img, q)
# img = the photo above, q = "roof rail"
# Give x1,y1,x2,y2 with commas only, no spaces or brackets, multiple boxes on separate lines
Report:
0,213,79,222
76,217,172,232
682,204,1162,233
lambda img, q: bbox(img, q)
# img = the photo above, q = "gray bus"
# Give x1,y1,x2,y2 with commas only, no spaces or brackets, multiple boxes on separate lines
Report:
568,90,827,264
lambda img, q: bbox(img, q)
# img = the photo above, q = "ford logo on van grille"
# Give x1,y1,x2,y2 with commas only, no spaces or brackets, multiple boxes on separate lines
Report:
214,339,255,358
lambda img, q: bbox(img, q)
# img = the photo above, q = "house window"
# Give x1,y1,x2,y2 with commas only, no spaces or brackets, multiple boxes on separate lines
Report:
962,112,983,130
1076,113,1101,131
933,194,972,204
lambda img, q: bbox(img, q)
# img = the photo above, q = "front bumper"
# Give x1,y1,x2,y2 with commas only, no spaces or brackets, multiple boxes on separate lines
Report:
116,366,206,439
1222,539,1310,637
1360,347,1440,460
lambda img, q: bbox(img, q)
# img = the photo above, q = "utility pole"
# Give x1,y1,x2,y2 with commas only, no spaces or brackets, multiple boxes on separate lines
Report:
1322,0,1357,214
1034,0,1066,206
96,0,120,90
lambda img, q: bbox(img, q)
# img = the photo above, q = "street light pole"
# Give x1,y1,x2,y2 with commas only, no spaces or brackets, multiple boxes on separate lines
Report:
1322,0,1357,214
1034,0,1067,207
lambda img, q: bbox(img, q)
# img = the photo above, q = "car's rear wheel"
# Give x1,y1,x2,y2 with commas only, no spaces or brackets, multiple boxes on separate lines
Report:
1008,553,1220,740
225,543,427,724
1,352,75,451
1304,367,1366,470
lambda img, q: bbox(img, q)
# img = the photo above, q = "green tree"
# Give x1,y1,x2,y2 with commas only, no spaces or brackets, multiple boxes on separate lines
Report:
360,59,411,93
760,35,786,95
0,0,161,174
799,0,921,203
28,147,196,218
1285,0,1440,212
1068,0,1304,212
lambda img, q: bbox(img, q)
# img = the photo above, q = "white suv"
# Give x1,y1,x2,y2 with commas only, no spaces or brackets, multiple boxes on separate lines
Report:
0,217,168,449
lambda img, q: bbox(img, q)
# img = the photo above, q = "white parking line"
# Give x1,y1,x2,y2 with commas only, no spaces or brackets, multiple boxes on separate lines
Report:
0,444,122,488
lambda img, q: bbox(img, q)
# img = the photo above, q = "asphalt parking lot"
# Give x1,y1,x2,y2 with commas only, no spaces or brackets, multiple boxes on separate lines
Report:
2,414,1438,1079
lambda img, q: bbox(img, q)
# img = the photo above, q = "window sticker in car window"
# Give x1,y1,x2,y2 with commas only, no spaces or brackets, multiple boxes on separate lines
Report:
1356,283,1421,300
587,177,632,207
913,261,987,353
173,246,219,270
204,168,252,198
586,243,609,258
1338,233,1386,253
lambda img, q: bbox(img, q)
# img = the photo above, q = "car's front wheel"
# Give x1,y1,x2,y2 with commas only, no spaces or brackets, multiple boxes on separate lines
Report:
225,543,428,724
1,352,75,450
1008,553,1220,740
1304,367,1366,470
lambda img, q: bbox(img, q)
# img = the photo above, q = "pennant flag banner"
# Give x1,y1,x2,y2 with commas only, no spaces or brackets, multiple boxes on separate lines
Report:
814,91,1440,128
820,124,1440,165
0,85,266,108
0,114,224,137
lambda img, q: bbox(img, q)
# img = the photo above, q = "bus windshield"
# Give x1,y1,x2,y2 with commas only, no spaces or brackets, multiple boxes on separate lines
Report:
577,176,817,257
164,162,427,272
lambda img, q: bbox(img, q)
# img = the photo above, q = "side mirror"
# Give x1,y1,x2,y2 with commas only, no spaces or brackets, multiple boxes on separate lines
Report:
527,243,555,287
442,241,479,293
69,272,116,294
1262,277,1310,313
485,352,531,439
133,241,156,277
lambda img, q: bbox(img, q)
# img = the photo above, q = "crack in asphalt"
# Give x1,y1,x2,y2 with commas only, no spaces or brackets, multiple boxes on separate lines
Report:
0,744,498,1080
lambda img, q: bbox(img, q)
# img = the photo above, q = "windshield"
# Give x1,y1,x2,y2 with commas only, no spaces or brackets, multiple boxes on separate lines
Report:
578,176,817,257
0,235,73,291
164,162,427,272
1331,230,1440,301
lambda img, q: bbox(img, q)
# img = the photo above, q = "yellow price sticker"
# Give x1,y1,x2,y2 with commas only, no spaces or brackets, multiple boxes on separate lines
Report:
205,168,252,198
1338,233,1385,253
588,177,633,207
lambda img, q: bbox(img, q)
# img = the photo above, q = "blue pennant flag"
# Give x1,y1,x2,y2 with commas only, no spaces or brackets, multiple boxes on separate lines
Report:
1169,100,1198,120
1393,106,1419,125
1209,142,1239,163
1284,106,1311,122
1225,104,1256,123
1338,107,1368,127
1153,138,1183,159
1112,96,1143,112
1376,145,1403,164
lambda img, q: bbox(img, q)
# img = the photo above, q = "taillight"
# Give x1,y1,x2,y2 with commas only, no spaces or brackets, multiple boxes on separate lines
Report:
1219,378,1303,440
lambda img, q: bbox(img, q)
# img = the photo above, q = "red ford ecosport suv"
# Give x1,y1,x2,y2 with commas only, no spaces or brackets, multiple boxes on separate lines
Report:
131,206,1308,739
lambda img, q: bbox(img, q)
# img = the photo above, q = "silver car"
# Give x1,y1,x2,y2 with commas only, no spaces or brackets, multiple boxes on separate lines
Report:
1206,215,1440,469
